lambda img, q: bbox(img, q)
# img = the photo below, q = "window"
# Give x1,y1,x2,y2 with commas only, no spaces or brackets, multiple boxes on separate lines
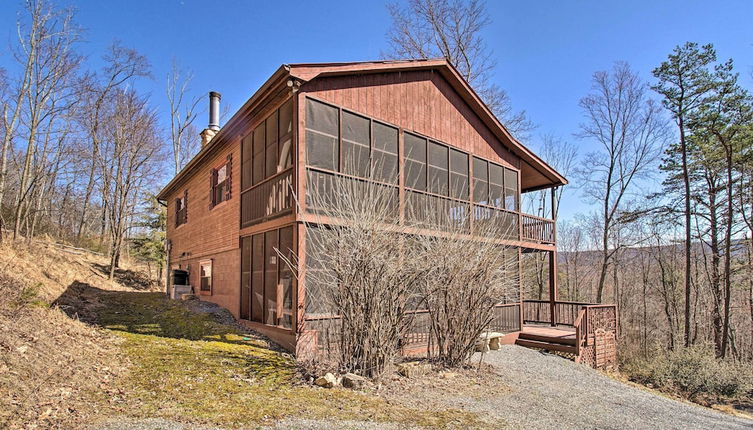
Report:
266,110,279,176
505,168,518,211
372,122,398,183
342,111,370,177
489,163,504,208
175,190,187,227
427,141,449,196
404,133,427,191
264,230,278,326
472,157,488,204
251,234,264,322
252,125,265,185
449,149,468,200
306,98,339,171
279,99,294,171
211,154,232,207
200,260,212,293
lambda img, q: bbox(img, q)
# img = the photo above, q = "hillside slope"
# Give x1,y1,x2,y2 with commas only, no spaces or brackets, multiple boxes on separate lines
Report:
0,240,485,430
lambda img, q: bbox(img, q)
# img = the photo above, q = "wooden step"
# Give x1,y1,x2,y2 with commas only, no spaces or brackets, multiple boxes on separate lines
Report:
518,332,576,346
515,338,578,354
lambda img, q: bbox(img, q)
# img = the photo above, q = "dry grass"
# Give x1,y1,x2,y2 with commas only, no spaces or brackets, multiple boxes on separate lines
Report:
1,240,491,429
85,290,490,428
0,271,126,429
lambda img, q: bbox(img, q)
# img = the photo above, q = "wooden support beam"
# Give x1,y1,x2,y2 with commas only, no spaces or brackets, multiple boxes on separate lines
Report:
549,249,557,327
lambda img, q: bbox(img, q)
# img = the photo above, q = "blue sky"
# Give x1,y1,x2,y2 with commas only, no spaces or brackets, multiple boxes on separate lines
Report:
1,0,752,222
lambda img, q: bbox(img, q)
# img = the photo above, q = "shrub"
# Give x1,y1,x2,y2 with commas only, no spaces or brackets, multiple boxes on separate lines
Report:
624,345,752,400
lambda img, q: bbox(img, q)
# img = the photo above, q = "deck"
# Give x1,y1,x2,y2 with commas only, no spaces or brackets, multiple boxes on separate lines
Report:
521,325,576,341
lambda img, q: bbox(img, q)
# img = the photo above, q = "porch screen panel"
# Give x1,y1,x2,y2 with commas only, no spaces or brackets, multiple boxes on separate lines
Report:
240,236,251,320
504,168,518,211
372,122,398,184
266,110,279,176
304,226,336,317
264,230,279,326
252,124,266,185
472,157,488,204
427,141,449,196
489,163,504,209
278,226,295,329
279,99,294,170
305,170,337,214
449,148,468,200
241,134,253,191
404,133,426,191
306,99,339,171
251,234,264,322
342,111,370,178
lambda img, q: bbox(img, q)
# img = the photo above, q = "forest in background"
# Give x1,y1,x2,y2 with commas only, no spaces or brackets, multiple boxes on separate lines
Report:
1,0,752,400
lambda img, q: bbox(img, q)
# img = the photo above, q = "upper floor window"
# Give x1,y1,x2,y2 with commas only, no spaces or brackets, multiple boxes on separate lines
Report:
472,156,518,211
305,97,399,184
405,133,466,200
211,154,232,207
175,190,187,227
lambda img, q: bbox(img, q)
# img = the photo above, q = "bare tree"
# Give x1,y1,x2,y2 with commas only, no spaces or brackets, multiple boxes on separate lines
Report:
385,0,533,137
166,60,201,174
577,62,669,302
11,0,81,240
101,89,163,279
75,42,150,242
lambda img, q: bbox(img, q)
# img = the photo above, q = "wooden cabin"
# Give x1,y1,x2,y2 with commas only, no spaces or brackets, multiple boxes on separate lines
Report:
157,59,617,369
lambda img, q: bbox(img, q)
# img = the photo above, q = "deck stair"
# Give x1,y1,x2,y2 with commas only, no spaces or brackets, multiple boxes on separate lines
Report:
515,328,578,355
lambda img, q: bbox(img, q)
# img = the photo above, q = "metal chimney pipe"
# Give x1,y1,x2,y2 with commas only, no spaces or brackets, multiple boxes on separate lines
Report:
208,91,221,131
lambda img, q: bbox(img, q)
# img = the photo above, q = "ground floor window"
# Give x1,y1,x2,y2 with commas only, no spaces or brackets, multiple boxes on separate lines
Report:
199,260,212,294
240,226,295,329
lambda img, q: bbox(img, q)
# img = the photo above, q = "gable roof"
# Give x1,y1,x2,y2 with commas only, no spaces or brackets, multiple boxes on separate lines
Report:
157,59,566,200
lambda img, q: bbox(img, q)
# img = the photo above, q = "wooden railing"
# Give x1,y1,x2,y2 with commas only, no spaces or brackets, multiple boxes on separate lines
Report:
574,304,618,369
523,299,596,326
521,213,555,244
240,168,294,227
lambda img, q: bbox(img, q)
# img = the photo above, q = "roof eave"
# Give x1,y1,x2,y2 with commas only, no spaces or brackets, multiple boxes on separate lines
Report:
157,65,291,200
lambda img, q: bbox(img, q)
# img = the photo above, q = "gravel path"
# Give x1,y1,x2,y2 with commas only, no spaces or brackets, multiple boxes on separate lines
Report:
469,345,753,430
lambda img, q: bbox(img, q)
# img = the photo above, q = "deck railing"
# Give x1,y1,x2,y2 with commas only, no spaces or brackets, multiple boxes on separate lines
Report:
523,299,596,326
240,168,294,227
521,213,555,244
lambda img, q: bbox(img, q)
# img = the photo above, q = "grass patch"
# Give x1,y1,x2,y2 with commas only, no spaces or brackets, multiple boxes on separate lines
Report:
92,291,490,428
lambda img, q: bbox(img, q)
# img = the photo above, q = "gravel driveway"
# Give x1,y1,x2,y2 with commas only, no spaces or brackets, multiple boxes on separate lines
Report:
470,345,753,430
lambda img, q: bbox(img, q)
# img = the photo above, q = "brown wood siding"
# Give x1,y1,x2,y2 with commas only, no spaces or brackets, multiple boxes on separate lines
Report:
301,70,521,170
165,138,242,315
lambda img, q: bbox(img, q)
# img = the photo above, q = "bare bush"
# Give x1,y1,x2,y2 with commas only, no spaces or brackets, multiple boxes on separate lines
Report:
623,344,753,401
412,205,519,367
294,160,520,375
297,172,421,379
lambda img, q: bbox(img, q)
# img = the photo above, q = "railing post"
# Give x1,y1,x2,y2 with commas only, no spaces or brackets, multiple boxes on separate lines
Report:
549,249,557,326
